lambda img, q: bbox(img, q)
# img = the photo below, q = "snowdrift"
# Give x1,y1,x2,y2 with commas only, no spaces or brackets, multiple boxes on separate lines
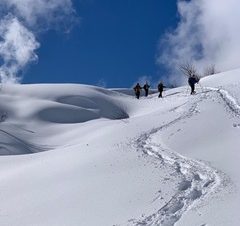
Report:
0,69,240,226
0,84,130,155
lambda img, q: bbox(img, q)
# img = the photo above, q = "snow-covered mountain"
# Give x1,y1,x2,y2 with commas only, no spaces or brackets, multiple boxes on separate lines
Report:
0,69,240,226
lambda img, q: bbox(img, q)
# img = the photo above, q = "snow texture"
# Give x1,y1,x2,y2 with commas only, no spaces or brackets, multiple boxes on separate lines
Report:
0,69,240,225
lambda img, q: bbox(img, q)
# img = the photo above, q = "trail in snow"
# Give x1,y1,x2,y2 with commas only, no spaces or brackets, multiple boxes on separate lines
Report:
127,87,236,226
1,84,239,225
207,87,240,117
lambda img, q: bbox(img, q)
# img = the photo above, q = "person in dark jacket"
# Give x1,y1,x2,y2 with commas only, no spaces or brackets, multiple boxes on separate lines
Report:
158,82,165,98
133,83,142,99
188,75,199,95
143,82,150,97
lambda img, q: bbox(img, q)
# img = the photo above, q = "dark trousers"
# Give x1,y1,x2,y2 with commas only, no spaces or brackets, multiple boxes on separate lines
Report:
190,84,195,94
145,89,149,97
136,91,140,99
158,91,163,98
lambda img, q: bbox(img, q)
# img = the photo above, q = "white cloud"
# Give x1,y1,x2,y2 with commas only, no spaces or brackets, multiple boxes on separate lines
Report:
0,0,76,30
158,0,240,85
0,15,40,83
0,0,76,83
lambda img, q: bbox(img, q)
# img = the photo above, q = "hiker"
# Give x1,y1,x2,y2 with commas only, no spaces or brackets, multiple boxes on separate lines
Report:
143,82,150,97
133,83,142,99
188,75,199,95
158,82,165,98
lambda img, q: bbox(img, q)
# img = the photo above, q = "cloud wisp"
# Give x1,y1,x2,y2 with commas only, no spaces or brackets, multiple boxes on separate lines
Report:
0,0,76,83
158,0,240,85
0,15,39,83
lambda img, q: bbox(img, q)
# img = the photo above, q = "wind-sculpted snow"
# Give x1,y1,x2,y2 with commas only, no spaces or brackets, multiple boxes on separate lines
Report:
0,72,240,225
0,127,51,155
38,95,129,123
0,84,129,155
56,95,129,121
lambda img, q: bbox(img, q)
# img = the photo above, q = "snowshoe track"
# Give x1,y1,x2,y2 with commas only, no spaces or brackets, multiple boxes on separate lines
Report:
207,87,240,116
128,90,228,226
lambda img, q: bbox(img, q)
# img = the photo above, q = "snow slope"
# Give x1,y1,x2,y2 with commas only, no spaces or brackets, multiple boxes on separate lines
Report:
0,69,240,225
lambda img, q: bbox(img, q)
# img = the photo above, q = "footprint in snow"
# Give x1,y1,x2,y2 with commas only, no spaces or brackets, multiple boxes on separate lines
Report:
233,123,240,128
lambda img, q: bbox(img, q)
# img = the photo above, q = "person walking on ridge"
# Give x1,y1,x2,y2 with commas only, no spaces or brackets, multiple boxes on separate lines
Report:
133,83,142,99
158,82,165,98
143,82,150,97
188,75,199,95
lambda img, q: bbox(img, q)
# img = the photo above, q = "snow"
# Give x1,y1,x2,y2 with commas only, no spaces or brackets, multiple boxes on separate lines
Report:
0,69,240,225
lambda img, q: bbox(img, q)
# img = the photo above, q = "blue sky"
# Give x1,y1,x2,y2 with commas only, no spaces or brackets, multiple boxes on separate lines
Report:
3,1,177,87
1,1,239,87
